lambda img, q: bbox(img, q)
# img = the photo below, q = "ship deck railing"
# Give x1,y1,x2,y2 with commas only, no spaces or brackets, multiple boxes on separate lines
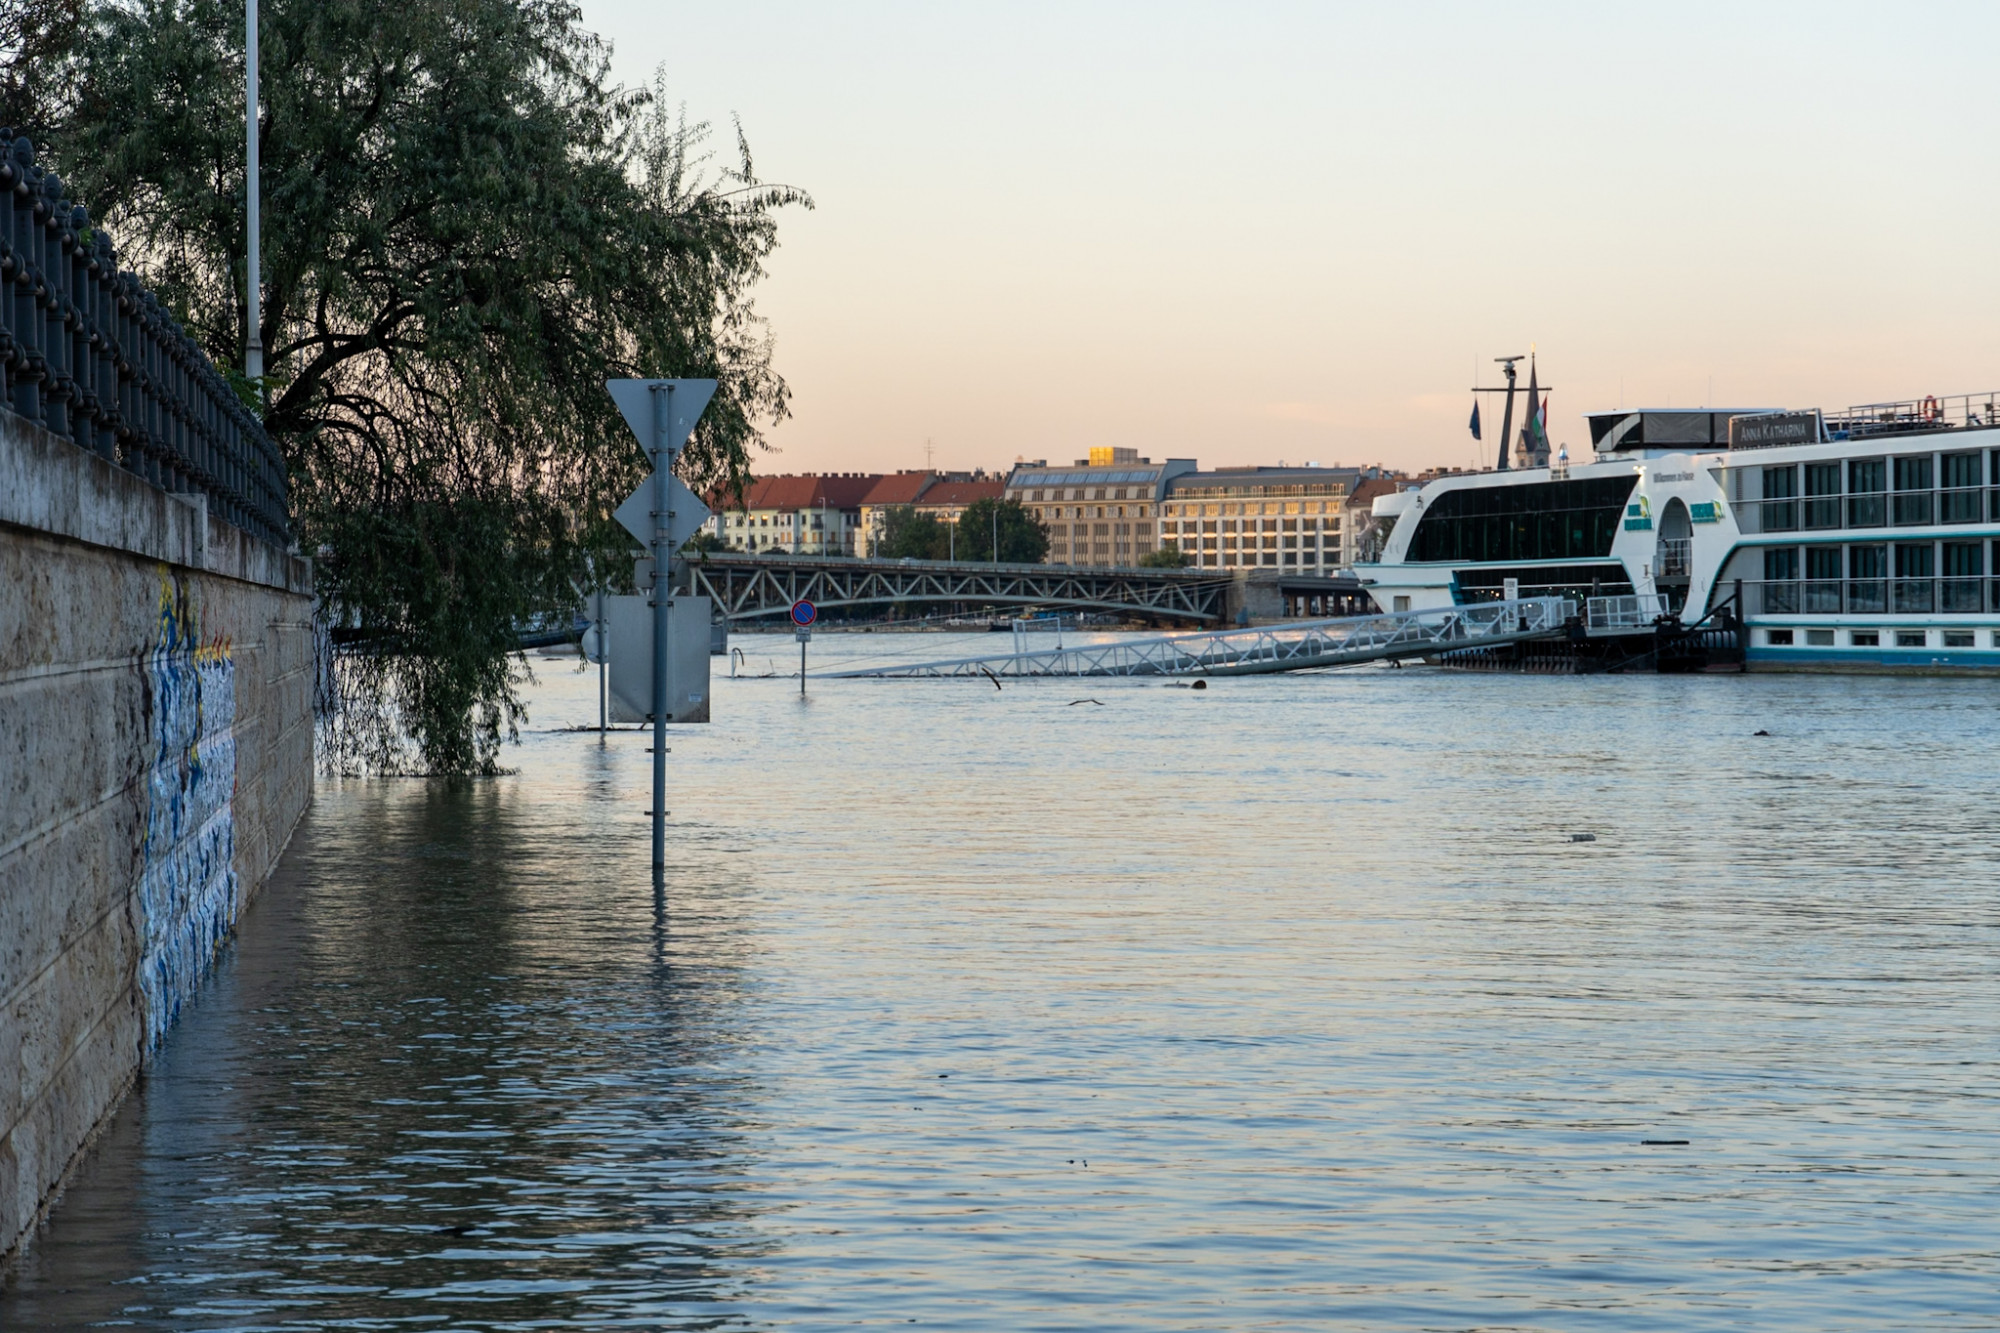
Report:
1825,391,2000,440
1585,594,1670,631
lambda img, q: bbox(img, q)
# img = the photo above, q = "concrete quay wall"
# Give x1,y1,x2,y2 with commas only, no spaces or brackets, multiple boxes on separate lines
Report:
0,410,313,1267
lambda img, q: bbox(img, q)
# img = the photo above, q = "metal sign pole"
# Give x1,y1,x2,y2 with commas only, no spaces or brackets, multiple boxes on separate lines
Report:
594,582,606,735
244,0,262,393
606,376,716,871
650,383,674,869
792,599,816,697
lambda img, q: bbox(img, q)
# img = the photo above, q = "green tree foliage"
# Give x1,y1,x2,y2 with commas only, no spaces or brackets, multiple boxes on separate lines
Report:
0,0,83,131
876,505,948,561
954,498,1047,564
1138,541,1189,568
38,0,807,772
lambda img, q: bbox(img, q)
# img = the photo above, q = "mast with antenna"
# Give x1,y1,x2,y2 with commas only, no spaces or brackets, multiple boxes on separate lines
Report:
1471,355,1524,472
1469,351,1554,472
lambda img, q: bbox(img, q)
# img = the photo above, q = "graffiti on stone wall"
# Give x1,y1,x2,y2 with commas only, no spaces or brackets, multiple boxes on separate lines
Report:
137,568,238,1052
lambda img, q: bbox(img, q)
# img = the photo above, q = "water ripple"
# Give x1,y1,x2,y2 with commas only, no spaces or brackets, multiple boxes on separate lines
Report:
6,644,2000,1329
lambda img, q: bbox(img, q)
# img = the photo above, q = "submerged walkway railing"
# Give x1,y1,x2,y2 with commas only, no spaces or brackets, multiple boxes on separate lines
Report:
827,597,1578,678
0,134,287,546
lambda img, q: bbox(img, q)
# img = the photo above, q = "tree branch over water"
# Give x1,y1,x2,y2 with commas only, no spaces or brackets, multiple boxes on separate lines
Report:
30,0,809,773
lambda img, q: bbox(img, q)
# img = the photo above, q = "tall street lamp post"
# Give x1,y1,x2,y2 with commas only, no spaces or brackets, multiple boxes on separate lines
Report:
244,0,262,399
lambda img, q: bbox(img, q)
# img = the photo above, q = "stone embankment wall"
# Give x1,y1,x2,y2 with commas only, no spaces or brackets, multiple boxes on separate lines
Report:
0,409,313,1266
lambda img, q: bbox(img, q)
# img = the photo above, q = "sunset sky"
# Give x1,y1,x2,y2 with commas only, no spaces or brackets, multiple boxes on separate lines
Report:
580,0,2000,477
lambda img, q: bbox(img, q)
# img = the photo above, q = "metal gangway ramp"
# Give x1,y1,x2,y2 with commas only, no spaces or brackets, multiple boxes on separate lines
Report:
826,598,1577,679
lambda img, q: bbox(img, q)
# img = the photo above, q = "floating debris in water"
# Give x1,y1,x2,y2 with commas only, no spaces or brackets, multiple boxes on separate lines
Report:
1568,833,1597,843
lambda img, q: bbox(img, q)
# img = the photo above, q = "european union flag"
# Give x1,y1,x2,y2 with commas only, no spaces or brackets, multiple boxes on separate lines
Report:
1469,400,1482,441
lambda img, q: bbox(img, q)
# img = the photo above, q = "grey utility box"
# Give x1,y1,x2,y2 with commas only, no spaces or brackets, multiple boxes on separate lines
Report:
606,594,712,723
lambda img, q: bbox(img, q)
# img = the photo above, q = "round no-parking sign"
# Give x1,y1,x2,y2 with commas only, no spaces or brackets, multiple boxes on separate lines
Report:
791,599,817,627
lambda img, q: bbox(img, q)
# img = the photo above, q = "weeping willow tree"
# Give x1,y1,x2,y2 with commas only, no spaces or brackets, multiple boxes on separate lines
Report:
0,0,84,131
35,0,806,772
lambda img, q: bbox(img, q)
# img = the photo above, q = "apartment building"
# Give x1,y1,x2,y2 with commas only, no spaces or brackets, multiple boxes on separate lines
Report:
1337,477,1402,569
1158,467,1365,572
1004,447,1197,567
710,473,881,555
855,471,935,558
913,479,1005,546
854,470,1007,557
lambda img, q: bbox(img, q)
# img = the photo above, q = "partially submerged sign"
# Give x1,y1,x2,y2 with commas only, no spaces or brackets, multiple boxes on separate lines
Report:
604,377,720,868
606,594,712,724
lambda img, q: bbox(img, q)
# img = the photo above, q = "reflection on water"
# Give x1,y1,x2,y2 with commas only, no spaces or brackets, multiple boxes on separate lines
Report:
8,636,2000,1330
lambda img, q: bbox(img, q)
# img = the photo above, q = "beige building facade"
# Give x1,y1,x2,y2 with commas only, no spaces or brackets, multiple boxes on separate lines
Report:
1159,468,1356,571
1004,447,1196,567
1008,452,1399,570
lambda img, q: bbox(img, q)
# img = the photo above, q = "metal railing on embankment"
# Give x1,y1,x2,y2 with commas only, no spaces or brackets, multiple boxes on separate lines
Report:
827,597,1578,678
0,134,287,546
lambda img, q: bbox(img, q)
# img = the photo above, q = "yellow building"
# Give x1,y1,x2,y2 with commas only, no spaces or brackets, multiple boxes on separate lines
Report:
1003,453,1197,567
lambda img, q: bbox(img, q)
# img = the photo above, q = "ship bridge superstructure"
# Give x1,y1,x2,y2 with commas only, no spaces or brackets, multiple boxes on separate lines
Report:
1365,386,2000,671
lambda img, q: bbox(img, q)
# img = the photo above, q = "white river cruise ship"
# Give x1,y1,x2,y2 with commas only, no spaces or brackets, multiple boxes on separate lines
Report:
1357,392,2000,670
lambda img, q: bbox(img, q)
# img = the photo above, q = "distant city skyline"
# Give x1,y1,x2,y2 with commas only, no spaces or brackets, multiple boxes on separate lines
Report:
579,0,2000,477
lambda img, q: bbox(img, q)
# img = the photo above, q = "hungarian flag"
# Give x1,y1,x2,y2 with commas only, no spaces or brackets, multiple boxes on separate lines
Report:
1469,400,1482,440
1521,359,1549,455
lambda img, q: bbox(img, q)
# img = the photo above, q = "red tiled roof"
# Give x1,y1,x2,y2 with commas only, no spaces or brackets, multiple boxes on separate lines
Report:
816,474,882,509
860,471,937,506
915,481,1004,508
738,475,819,510
727,473,886,512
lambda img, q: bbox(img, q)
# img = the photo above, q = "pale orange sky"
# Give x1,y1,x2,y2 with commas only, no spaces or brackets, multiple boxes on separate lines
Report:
581,0,2000,478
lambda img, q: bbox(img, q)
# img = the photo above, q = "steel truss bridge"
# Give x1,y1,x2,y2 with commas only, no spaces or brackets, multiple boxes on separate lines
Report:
826,598,1578,678
677,552,1234,624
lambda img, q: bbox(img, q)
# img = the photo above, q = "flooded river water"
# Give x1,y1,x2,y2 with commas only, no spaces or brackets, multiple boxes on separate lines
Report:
7,634,2000,1329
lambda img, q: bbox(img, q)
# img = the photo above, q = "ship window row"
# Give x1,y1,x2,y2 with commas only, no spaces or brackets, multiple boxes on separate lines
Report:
1741,450,2000,531
1748,540,2000,614
1405,476,1636,563
1763,627,1997,650
1452,562,1634,604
